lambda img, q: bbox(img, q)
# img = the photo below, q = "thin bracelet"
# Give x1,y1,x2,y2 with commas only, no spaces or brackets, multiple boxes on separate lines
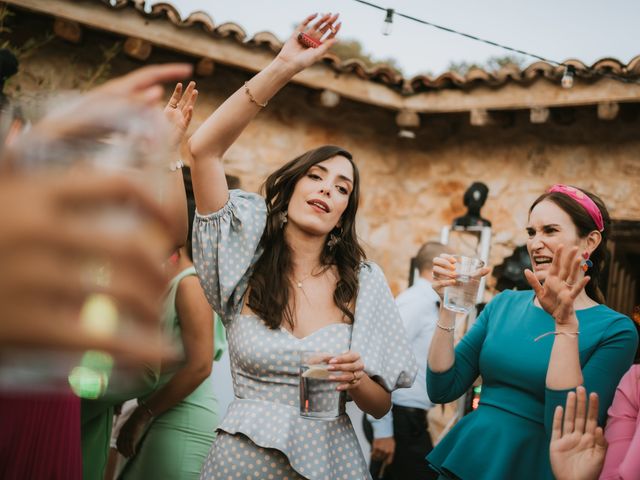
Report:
244,81,268,108
534,331,580,342
436,321,455,332
138,399,155,418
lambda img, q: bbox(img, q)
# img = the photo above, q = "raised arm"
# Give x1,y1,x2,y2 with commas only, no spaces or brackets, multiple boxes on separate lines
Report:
188,13,340,214
427,254,491,403
524,246,637,433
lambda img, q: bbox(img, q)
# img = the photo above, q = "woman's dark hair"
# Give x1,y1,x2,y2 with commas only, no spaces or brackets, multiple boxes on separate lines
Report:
247,145,365,330
182,166,196,262
529,187,610,303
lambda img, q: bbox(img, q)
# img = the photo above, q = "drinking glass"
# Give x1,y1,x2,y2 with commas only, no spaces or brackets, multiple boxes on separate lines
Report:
443,255,485,313
299,351,343,420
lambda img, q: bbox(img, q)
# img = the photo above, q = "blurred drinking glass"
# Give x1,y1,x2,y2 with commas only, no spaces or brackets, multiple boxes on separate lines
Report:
0,94,174,398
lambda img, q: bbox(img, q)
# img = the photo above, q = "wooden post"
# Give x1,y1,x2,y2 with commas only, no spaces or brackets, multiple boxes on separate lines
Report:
53,18,82,43
123,37,152,61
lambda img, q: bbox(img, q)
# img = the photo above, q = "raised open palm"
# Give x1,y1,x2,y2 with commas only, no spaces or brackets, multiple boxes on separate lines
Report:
276,13,341,72
524,245,590,323
164,81,198,148
550,387,607,480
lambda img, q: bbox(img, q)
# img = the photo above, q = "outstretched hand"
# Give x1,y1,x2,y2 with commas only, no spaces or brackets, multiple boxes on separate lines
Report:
524,245,589,324
276,13,341,73
550,386,606,480
164,81,198,148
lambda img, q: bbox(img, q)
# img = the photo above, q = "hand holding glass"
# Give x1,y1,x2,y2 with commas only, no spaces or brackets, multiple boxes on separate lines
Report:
443,255,485,313
299,351,343,420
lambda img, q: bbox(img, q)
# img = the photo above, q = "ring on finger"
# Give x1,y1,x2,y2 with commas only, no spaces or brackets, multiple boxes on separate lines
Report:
349,371,358,384
169,102,178,109
328,24,336,34
564,280,574,287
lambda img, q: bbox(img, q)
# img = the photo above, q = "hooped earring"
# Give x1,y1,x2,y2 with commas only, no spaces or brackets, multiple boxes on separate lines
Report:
327,227,343,251
580,251,593,272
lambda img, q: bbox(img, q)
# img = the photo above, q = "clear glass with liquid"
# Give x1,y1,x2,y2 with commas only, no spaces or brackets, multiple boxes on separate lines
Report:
443,255,485,313
299,351,343,420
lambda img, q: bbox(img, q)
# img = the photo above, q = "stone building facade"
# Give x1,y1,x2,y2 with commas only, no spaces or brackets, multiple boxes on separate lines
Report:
3,0,639,314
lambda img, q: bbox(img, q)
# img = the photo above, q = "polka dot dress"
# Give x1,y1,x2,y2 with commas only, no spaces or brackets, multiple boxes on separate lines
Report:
193,190,418,480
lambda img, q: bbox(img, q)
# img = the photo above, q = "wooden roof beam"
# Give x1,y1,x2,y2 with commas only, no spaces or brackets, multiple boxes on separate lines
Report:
123,37,152,61
598,101,619,121
8,0,640,114
195,58,215,77
530,106,550,124
53,17,82,43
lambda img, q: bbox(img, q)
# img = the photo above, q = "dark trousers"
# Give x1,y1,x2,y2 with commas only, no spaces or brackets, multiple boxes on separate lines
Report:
363,405,438,480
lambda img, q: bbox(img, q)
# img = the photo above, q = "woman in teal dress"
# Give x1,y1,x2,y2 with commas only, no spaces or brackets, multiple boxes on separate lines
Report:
115,166,227,480
427,185,638,479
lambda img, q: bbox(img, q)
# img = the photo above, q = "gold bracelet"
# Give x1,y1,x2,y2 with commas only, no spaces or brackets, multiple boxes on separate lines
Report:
244,81,268,108
534,330,580,342
436,321,455,332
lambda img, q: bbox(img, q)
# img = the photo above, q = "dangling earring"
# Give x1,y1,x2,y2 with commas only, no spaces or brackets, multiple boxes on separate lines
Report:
580,251,593,272
279,210,288,229
327,227,342,251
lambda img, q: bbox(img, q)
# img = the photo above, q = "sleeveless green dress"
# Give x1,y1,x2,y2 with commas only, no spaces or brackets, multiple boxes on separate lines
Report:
120,266,227,480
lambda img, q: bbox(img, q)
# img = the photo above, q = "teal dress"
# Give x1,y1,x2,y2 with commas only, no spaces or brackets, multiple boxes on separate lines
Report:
120,266,227,480
426,290,638,480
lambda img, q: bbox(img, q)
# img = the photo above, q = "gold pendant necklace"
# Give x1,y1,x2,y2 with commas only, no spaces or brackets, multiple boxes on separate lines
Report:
294,265,329,288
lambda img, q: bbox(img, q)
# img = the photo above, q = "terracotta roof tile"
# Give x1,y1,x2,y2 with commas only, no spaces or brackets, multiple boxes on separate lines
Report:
56,1,640,93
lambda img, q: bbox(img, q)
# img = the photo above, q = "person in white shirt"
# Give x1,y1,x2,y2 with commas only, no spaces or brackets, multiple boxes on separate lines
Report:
365,242,449,480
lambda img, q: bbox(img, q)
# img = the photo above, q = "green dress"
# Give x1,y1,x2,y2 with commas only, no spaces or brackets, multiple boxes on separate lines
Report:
119,266,227,480
426,290,638,480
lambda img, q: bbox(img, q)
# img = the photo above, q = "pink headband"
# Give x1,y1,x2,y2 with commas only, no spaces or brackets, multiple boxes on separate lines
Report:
547,184,604,232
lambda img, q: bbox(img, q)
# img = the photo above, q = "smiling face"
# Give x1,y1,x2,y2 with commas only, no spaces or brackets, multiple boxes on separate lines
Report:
286,155,354,237
526,200,586,283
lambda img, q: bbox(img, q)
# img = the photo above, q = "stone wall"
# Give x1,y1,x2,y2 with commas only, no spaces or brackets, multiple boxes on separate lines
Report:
7,27,640,296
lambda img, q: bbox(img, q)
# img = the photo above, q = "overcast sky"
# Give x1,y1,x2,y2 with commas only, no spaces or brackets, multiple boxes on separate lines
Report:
166,0,640,77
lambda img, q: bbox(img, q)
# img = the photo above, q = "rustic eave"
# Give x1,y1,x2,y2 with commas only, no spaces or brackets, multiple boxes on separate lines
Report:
5,0,640,115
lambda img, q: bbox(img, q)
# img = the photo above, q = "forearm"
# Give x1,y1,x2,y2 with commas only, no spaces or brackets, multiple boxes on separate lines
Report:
427,308,456,372
141,364,211,418
350,375,391,418
189,58,297,162
546,317,583,390
188,58,297,213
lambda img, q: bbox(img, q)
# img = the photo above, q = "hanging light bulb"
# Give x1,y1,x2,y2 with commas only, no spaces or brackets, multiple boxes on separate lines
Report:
382,8,394,36
561,65,575,89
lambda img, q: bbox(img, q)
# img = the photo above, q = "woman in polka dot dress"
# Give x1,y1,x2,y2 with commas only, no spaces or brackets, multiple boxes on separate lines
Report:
187,13,418,480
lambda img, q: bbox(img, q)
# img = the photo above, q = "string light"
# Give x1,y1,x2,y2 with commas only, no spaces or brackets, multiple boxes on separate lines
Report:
561,65,575,89
352,0,640,86
381,8,394,36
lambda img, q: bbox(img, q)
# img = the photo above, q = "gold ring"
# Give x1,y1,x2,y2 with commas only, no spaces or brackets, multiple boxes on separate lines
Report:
169,102,178,109
564,280,574,287
350,372,357,384
328,25,336,34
